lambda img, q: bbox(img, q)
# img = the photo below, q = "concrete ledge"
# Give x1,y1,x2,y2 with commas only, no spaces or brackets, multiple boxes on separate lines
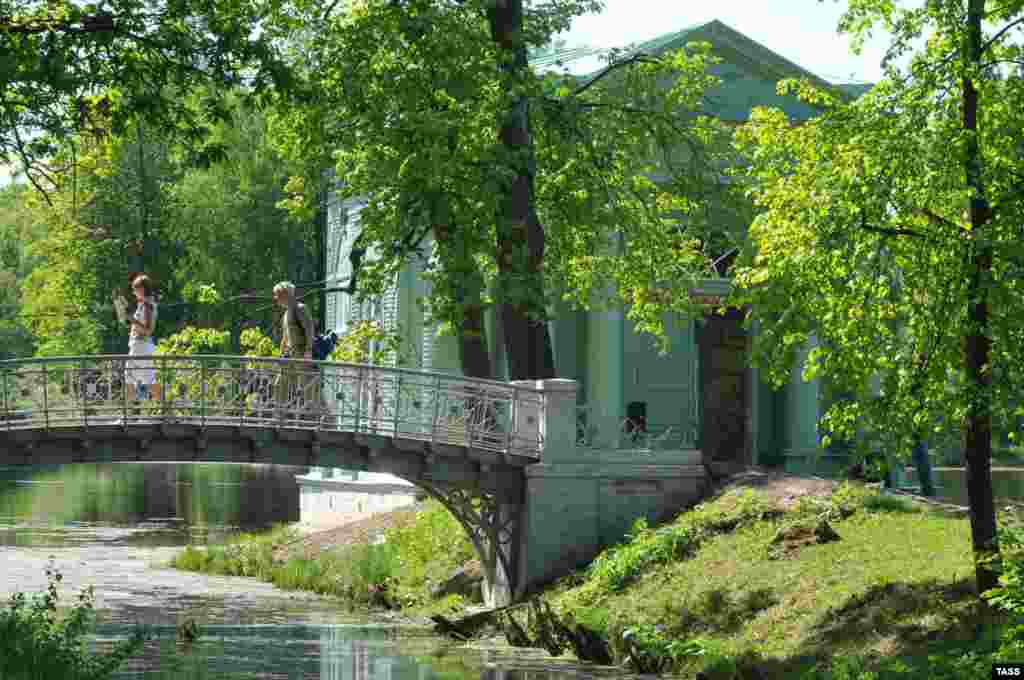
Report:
573,448,702,465
295,478,419,495
526,463,707,479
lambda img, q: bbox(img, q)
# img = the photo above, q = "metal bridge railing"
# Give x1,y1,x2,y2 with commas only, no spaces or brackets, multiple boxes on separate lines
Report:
575,404,698,450
0,355,545,458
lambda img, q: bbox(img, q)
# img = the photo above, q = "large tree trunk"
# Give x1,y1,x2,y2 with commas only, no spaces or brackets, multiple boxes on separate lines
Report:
962,0,999,595
434,231,494,380
486,0,555,381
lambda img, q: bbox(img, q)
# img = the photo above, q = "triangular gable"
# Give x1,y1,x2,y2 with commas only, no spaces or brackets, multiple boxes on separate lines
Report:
576,19,867,122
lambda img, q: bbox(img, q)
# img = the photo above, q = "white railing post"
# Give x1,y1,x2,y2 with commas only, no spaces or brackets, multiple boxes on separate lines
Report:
509,379,577,461
430,374,441,443
393,374,402,437
1,366,8,430
354,366,364,434
80,359,88,429
41,363,49,430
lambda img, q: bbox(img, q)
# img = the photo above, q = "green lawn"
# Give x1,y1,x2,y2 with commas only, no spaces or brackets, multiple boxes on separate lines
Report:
550,485,1007,678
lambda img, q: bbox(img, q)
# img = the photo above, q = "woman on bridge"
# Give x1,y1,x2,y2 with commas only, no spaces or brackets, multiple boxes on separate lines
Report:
126,274,160,403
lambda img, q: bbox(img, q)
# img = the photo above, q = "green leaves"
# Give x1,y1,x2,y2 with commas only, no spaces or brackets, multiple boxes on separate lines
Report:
0,0,294,184
734,2,1024,460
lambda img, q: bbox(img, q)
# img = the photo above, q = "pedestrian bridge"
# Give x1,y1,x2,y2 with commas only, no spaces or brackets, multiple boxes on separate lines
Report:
0,355,706,605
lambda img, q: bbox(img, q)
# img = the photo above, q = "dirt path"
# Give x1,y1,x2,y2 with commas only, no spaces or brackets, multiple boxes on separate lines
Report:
276,503,426,562
705,467,842,509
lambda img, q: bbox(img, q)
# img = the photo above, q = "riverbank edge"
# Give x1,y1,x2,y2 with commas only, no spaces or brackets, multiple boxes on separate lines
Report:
169,473,1019,678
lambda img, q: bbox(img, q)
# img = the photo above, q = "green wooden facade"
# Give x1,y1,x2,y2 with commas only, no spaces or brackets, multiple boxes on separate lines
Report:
322,20,859,473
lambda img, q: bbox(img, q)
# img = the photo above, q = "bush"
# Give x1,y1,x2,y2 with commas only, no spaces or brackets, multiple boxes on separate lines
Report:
982,519,1024,658
382,500,476,608
0,566,145,680
615,623,706,674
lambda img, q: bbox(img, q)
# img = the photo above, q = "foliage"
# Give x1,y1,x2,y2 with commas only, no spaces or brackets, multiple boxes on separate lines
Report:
19,126,185,355
169,102,321,337
0,184,40,358
0,566,145,680
171,525,297,581
382,498,476,608
797,651,991,680
11,96,319,360
328,320,416,366
732,0,1024,593
17,185,104,356
579,489,772,598
0,0,291,192
983,518,1024,658
269,0,738,359
172,499,476,613
618,624,706,674
155,326,231,356
239,327,280,358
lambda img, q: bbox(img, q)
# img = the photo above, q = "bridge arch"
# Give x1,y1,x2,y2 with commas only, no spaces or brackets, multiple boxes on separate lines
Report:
1,354,544,603
3,355,708,605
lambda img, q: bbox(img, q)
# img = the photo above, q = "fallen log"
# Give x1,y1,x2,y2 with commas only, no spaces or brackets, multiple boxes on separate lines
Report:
430,600,529,640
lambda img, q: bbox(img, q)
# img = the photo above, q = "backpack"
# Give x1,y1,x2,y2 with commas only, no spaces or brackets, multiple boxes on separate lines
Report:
312,330,338,361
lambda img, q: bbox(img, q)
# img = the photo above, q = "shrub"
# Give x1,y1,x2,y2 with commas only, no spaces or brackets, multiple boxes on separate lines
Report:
0,566,145,680
615,623,706,674
983,519,1024,657
383,500,475,608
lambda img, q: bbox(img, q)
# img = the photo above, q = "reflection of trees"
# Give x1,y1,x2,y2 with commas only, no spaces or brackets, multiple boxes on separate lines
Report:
0,463,303,543
320,627,453,680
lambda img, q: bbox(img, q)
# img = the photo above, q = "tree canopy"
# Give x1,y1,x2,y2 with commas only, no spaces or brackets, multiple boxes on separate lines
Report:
270,0,740,378
733,0,1024,591
0,0,292,197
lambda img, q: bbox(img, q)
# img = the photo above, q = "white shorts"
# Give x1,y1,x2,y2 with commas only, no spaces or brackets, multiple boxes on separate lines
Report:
127,339,156,386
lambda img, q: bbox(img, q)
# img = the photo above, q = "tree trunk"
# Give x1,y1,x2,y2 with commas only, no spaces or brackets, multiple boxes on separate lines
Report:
432,213,494,381
962,0,999,595
458,298,494,380
486,0,555,381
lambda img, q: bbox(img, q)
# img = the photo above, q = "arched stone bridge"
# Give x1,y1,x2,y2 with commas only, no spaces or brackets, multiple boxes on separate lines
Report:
0,355,707,605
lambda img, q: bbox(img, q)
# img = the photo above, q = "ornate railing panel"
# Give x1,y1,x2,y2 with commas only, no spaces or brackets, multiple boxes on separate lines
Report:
575,404,698,450
0,355,545,458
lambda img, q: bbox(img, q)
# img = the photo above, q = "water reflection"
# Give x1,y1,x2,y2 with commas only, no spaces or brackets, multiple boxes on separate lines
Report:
0,463,303,546
96,623,627,680
0,465,624,680
102,625,481,680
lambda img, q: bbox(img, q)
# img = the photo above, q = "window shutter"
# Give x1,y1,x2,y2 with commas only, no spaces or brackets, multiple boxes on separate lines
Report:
421,323,434,371
325,193,346,281
379,278,399,366
325,291,336,331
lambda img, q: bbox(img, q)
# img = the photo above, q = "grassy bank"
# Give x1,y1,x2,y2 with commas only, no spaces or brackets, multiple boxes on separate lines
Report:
541,483,1012,678
171,500,475,612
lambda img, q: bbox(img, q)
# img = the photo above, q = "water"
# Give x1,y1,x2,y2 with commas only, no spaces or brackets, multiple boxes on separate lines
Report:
0,463,613,680
0,462,302,547
903,465,1024,506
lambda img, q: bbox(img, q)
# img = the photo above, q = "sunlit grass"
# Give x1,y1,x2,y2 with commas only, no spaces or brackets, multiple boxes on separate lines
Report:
551,483,1001,678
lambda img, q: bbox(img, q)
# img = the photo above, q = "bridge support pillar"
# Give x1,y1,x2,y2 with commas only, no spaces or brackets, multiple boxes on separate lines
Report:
417,482,524,608
511,379,708,599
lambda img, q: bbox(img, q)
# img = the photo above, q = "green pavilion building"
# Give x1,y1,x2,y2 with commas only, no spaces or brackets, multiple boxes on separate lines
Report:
320,20,869,476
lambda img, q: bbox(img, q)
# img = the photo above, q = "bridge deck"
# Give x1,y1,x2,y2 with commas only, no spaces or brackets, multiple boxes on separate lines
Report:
0,355,545,459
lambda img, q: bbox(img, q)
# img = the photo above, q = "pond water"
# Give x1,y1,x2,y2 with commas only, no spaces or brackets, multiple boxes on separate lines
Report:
0,463,613,680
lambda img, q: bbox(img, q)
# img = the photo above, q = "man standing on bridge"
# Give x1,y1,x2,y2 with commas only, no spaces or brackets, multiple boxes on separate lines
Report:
272,281,316,420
